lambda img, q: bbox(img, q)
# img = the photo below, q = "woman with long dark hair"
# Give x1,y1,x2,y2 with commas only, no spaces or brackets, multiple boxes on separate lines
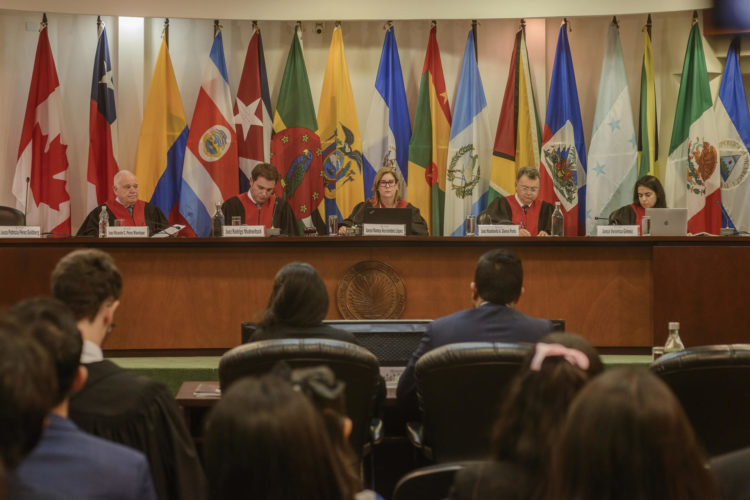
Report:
608,174,667,227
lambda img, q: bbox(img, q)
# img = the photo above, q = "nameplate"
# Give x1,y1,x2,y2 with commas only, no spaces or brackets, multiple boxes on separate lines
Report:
597,225,639,237
362,223,406,236
106,226,149,238
478,224,520,236
222,225,265,237
0,226,41,238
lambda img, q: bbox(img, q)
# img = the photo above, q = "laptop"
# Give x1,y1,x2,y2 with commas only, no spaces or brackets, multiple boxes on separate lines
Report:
645,208,688,236
362,207,412,234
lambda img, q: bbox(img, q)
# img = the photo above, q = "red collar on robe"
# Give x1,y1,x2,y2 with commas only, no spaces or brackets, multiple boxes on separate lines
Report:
631,204,646,233
369,199,408,209
506,195,543,235
105,199,147,226
240,192,276,228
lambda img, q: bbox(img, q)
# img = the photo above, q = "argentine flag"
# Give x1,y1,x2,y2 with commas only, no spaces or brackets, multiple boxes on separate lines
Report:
363,26,411,200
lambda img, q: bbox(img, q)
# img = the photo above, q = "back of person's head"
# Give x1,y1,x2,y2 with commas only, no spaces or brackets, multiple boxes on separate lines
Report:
0,319,56,469
491,333,602,496
260,262,329,329
550,367,717,500
51,249,122,322
6,297,82,406
474,249,523,305
203,374,352,500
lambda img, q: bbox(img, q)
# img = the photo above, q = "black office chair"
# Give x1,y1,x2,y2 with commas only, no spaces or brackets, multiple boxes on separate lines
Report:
651,344,750,456
393,462,481,500
0,206,25,226
408,342,530,462
219,338,382,458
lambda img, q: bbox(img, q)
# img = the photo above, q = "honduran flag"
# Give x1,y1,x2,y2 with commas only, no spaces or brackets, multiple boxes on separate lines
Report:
539,22,587,236
86,22,119,213
180,30,239,237
12,21,71,236
235,25,273,193
362,25,411,200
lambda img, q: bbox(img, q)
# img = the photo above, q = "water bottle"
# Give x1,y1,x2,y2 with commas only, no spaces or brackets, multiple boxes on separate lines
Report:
98,206,109,238
551,202,564,236
664,321,685,353
211,203,224,237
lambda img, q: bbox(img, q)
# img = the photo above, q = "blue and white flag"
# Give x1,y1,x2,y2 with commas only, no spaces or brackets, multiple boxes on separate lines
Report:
443,30,491,236
362,26,411,200
715,38,750,233
586,21,637,234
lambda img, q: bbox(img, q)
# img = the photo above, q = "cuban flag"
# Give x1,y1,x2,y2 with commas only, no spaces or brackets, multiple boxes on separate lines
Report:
179,30,238,237
362,26,411,200
539,22,587,236
86,22,119,213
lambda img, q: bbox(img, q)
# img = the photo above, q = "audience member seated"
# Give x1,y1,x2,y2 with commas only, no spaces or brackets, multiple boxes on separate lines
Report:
397,248,554,419
608,174,666,227
10,297,157,500
248,262,358,344
51,249,206,500
0,318,66,500
710,446,750,500
450,333,603,500
203,373,356,500
548,368,718,500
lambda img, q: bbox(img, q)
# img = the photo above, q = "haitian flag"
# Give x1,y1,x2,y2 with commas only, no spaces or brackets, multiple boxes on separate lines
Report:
180,30,238,237
86,22,119,213
539,22,587,236
12,22,71,236
363,25,411,200
235,25,273,193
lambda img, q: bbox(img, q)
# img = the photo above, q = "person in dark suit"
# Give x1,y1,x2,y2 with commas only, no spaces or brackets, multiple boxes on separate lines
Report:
710,446,750,500
396,248,554,419
9,297,157,500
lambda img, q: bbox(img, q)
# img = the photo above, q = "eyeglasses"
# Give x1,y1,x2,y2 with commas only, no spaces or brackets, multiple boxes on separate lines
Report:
379,180,397,187
517,185,539,193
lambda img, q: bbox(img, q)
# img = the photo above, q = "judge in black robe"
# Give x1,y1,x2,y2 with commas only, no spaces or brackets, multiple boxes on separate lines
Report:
77,201,168,237
607,174,667,228
221,194,299,236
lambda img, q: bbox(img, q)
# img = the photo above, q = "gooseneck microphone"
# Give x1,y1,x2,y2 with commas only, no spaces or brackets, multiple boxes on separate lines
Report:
24,176,30,225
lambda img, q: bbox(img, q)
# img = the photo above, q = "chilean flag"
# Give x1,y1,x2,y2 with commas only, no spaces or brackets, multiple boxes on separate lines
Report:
179,30,238,237
86,22,119,213
12,23,71,236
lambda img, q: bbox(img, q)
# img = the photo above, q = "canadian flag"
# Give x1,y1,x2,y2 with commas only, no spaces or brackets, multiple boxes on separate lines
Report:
12,24,70,236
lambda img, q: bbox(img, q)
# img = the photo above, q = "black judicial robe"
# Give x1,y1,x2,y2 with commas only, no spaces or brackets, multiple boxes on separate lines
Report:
221,194,299,236
479,196,554,235
76,202,168,237
340,200,429,236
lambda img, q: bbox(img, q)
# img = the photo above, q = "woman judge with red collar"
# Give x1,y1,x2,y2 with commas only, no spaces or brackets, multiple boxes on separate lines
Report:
608,175,666,228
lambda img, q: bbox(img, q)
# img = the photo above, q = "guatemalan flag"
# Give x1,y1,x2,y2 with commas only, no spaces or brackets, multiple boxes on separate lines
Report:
13,21,71,236
714,38,750,233
539,22,587,236
362,25,411,200
86,21,119,213
180,30,239,237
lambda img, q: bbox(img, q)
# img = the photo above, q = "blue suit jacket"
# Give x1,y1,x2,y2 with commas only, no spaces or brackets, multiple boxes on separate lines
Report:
16,414,157,500
396,302,553,419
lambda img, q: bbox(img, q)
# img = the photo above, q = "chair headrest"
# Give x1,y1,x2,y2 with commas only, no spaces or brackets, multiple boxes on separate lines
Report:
415,341,532,376
651,344,750,373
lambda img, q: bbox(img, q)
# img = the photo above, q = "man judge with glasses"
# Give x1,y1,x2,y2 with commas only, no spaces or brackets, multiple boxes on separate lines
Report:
479,166,553,236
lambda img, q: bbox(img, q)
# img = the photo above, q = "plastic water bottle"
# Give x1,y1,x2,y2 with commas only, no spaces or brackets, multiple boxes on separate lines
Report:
98,206,109,238
664,321,685,353
551,202,564,236
211,203,224,237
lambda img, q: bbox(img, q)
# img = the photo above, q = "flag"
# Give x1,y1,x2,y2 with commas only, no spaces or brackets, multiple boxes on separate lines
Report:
637,17,658,178
443,29,492,236
86,22,119,213
586,20,638,234
135,35,188,225
539,22,587,236
12,23,70,236
271,25,323,228
407,25,452,236
179,30,238,237
317,25,364,221
665,21,721,234
235,25,273,193
714,38,750,233
363,25,411,200
490,26,541,203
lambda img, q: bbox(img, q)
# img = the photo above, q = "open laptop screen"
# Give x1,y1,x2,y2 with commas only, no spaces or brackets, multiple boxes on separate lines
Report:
645,208,688,236
363,207,412,233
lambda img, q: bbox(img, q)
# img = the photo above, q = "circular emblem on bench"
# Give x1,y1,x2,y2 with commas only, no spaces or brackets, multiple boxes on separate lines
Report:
337,260,406,319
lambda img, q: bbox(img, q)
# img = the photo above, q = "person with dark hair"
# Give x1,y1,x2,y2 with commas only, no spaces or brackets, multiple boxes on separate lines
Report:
203,374,355,500
9,297,157,500
450,333,603,500
608,174,667,227
549,368,717,500
51,249,206,500
397,248,554,419
337,166,428,235
221,162,300,235
248,262,357,344
478,167,554,236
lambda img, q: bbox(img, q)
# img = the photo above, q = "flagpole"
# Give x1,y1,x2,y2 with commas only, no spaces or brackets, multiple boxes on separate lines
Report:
163,18,169,47
520,18,526,33
472,20,478,62
252,20,258,33
214,19,220,36
97,15,102,35
40,12,47,31
692,10,699,25
646,13,652,38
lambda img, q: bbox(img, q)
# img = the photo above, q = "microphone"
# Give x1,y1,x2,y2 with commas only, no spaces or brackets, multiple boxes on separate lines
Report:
594,216,613,225
41,231,74,238
23,176,30,225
